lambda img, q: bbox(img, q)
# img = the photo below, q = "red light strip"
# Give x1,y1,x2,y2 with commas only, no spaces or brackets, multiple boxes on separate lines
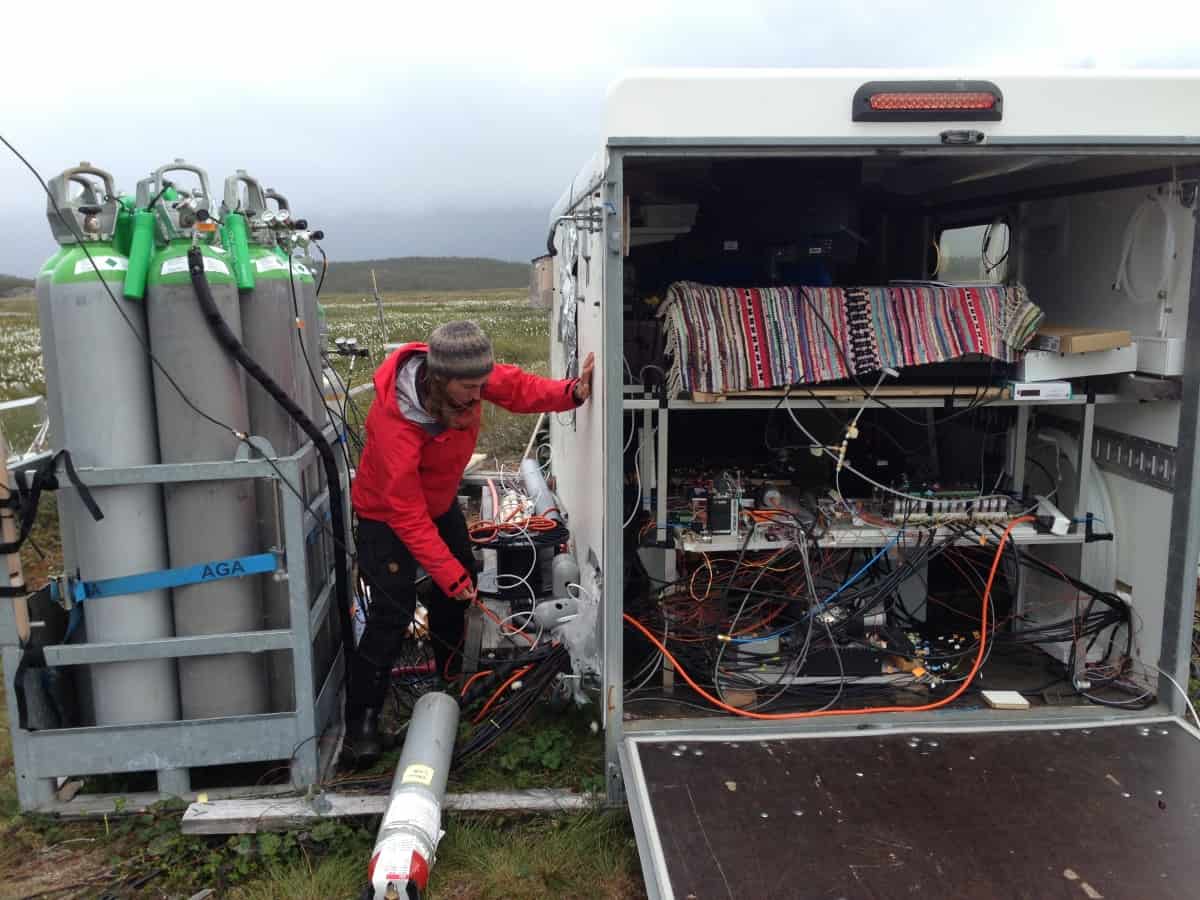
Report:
869,91,997,111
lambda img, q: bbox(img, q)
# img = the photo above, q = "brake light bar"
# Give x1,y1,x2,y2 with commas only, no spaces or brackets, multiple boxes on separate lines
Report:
853,80,1003,122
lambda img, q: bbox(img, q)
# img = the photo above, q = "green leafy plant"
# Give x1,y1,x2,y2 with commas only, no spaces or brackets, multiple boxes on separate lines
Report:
498,725,571,776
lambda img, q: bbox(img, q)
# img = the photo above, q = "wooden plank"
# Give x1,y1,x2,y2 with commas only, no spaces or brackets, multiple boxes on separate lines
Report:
464,453,487,474
181,789,599,834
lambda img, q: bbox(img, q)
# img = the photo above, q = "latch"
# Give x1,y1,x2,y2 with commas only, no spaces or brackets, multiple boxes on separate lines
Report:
940,129,986,145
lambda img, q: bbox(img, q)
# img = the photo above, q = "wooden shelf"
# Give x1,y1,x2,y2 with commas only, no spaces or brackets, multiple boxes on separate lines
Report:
623,387,1119,411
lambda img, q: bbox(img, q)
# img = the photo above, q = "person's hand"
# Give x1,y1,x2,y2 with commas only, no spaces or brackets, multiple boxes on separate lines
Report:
451,582,477,604
573,352,596,404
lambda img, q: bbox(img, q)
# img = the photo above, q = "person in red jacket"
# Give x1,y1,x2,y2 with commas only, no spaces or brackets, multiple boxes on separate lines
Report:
346,320,594,763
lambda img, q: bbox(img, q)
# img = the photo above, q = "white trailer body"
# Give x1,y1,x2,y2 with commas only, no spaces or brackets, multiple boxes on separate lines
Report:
546,69,1200,899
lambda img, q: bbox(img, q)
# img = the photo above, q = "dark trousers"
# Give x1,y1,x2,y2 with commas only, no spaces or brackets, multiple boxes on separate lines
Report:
349,506,476,714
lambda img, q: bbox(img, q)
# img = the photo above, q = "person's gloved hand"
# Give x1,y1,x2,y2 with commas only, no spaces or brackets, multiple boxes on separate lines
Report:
573,352,596,404
451,582,478,604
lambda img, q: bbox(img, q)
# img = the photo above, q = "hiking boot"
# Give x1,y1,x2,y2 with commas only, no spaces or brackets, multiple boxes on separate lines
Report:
344,707,383,768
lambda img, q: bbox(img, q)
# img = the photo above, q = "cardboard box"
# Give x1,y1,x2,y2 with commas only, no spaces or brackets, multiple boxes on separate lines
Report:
1032,326,1131,354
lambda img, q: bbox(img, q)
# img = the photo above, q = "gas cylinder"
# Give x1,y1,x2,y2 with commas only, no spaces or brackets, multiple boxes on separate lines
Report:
34,172,97,591
40,163,179,725
143,160,267,719
264,190,335,645
367,692,459,899
221,170,305,711
265,191,324,431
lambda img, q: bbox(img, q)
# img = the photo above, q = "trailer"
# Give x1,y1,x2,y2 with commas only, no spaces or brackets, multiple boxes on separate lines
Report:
544,69,1200,898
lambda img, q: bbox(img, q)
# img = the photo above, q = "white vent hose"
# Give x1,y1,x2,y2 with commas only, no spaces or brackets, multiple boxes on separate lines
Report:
1112,191,1178,335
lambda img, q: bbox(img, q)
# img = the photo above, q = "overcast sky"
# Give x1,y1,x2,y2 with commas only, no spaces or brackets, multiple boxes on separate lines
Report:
2,0,1198,275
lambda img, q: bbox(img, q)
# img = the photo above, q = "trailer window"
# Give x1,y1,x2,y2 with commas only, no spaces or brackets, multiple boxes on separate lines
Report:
936,222,1009,283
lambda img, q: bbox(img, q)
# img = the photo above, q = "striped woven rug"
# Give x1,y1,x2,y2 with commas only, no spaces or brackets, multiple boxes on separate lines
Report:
658,282,1044,395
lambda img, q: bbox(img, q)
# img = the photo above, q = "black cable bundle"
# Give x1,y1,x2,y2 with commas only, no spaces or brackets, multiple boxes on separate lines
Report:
187,248,355,679
454,644,570,766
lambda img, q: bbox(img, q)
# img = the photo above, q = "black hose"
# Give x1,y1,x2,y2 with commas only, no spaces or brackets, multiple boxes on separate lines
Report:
187,248,355,685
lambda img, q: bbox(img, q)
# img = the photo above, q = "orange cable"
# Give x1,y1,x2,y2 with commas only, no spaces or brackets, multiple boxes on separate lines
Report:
621,516,1031,721
473,665,533,724
460,669,494,698
470,595,536,645
469,515,560,544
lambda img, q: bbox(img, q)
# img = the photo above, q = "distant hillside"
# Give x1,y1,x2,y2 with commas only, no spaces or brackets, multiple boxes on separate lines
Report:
319,257,529,294
0,273,34,297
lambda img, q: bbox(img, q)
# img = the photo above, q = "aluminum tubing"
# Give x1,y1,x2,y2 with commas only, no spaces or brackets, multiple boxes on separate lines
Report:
519,458,560,522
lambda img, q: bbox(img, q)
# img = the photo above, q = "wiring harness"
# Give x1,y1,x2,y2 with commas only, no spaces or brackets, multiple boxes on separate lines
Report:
623,510,1138,720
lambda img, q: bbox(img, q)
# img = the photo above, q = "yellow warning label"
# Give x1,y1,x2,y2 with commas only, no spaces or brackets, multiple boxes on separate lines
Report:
401,764,435,786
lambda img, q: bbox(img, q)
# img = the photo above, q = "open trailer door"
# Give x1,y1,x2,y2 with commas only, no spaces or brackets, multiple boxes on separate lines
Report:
621,718,1200,899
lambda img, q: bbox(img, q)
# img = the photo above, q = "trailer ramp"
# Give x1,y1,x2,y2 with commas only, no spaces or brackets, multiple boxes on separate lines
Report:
622,719,1200,899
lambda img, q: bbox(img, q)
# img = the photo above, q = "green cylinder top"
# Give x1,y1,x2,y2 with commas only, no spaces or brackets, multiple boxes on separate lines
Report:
246,244,318,284
39,246,70,277
291,257,316,284
50,242,129,285
147,240,235,287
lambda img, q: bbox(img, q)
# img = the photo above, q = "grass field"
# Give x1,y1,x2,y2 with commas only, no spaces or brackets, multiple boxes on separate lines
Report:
0,289,645,899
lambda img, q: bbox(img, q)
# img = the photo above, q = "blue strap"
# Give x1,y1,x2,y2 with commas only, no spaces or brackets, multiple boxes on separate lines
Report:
66,552,279,604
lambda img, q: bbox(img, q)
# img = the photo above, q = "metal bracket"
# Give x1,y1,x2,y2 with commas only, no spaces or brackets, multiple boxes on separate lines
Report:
1040,415,1178,491
235,436,279,463
1091,428,1177,491
553,204,609,237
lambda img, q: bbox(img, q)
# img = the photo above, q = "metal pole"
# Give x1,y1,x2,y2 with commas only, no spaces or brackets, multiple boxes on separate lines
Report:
0,436,29,648
0,434,30,644
656,409,669,544
366,692,459,900
0,436,54,809
1075,401,1096,522
1160,206,1200,711
1011,404,1030,494
602,152,626,805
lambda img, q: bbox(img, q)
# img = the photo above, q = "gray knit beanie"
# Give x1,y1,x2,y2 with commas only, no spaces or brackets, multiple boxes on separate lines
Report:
427,320,494,379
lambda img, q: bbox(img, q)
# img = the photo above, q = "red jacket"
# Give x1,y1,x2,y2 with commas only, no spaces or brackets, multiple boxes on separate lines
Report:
351,342,580,596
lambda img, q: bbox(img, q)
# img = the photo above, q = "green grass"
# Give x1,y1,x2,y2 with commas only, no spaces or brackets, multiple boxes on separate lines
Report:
0,275,33,296
353,700,606,797
225,811,643,900
317,257,529,295
1,289,548,462
321,289,549,461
